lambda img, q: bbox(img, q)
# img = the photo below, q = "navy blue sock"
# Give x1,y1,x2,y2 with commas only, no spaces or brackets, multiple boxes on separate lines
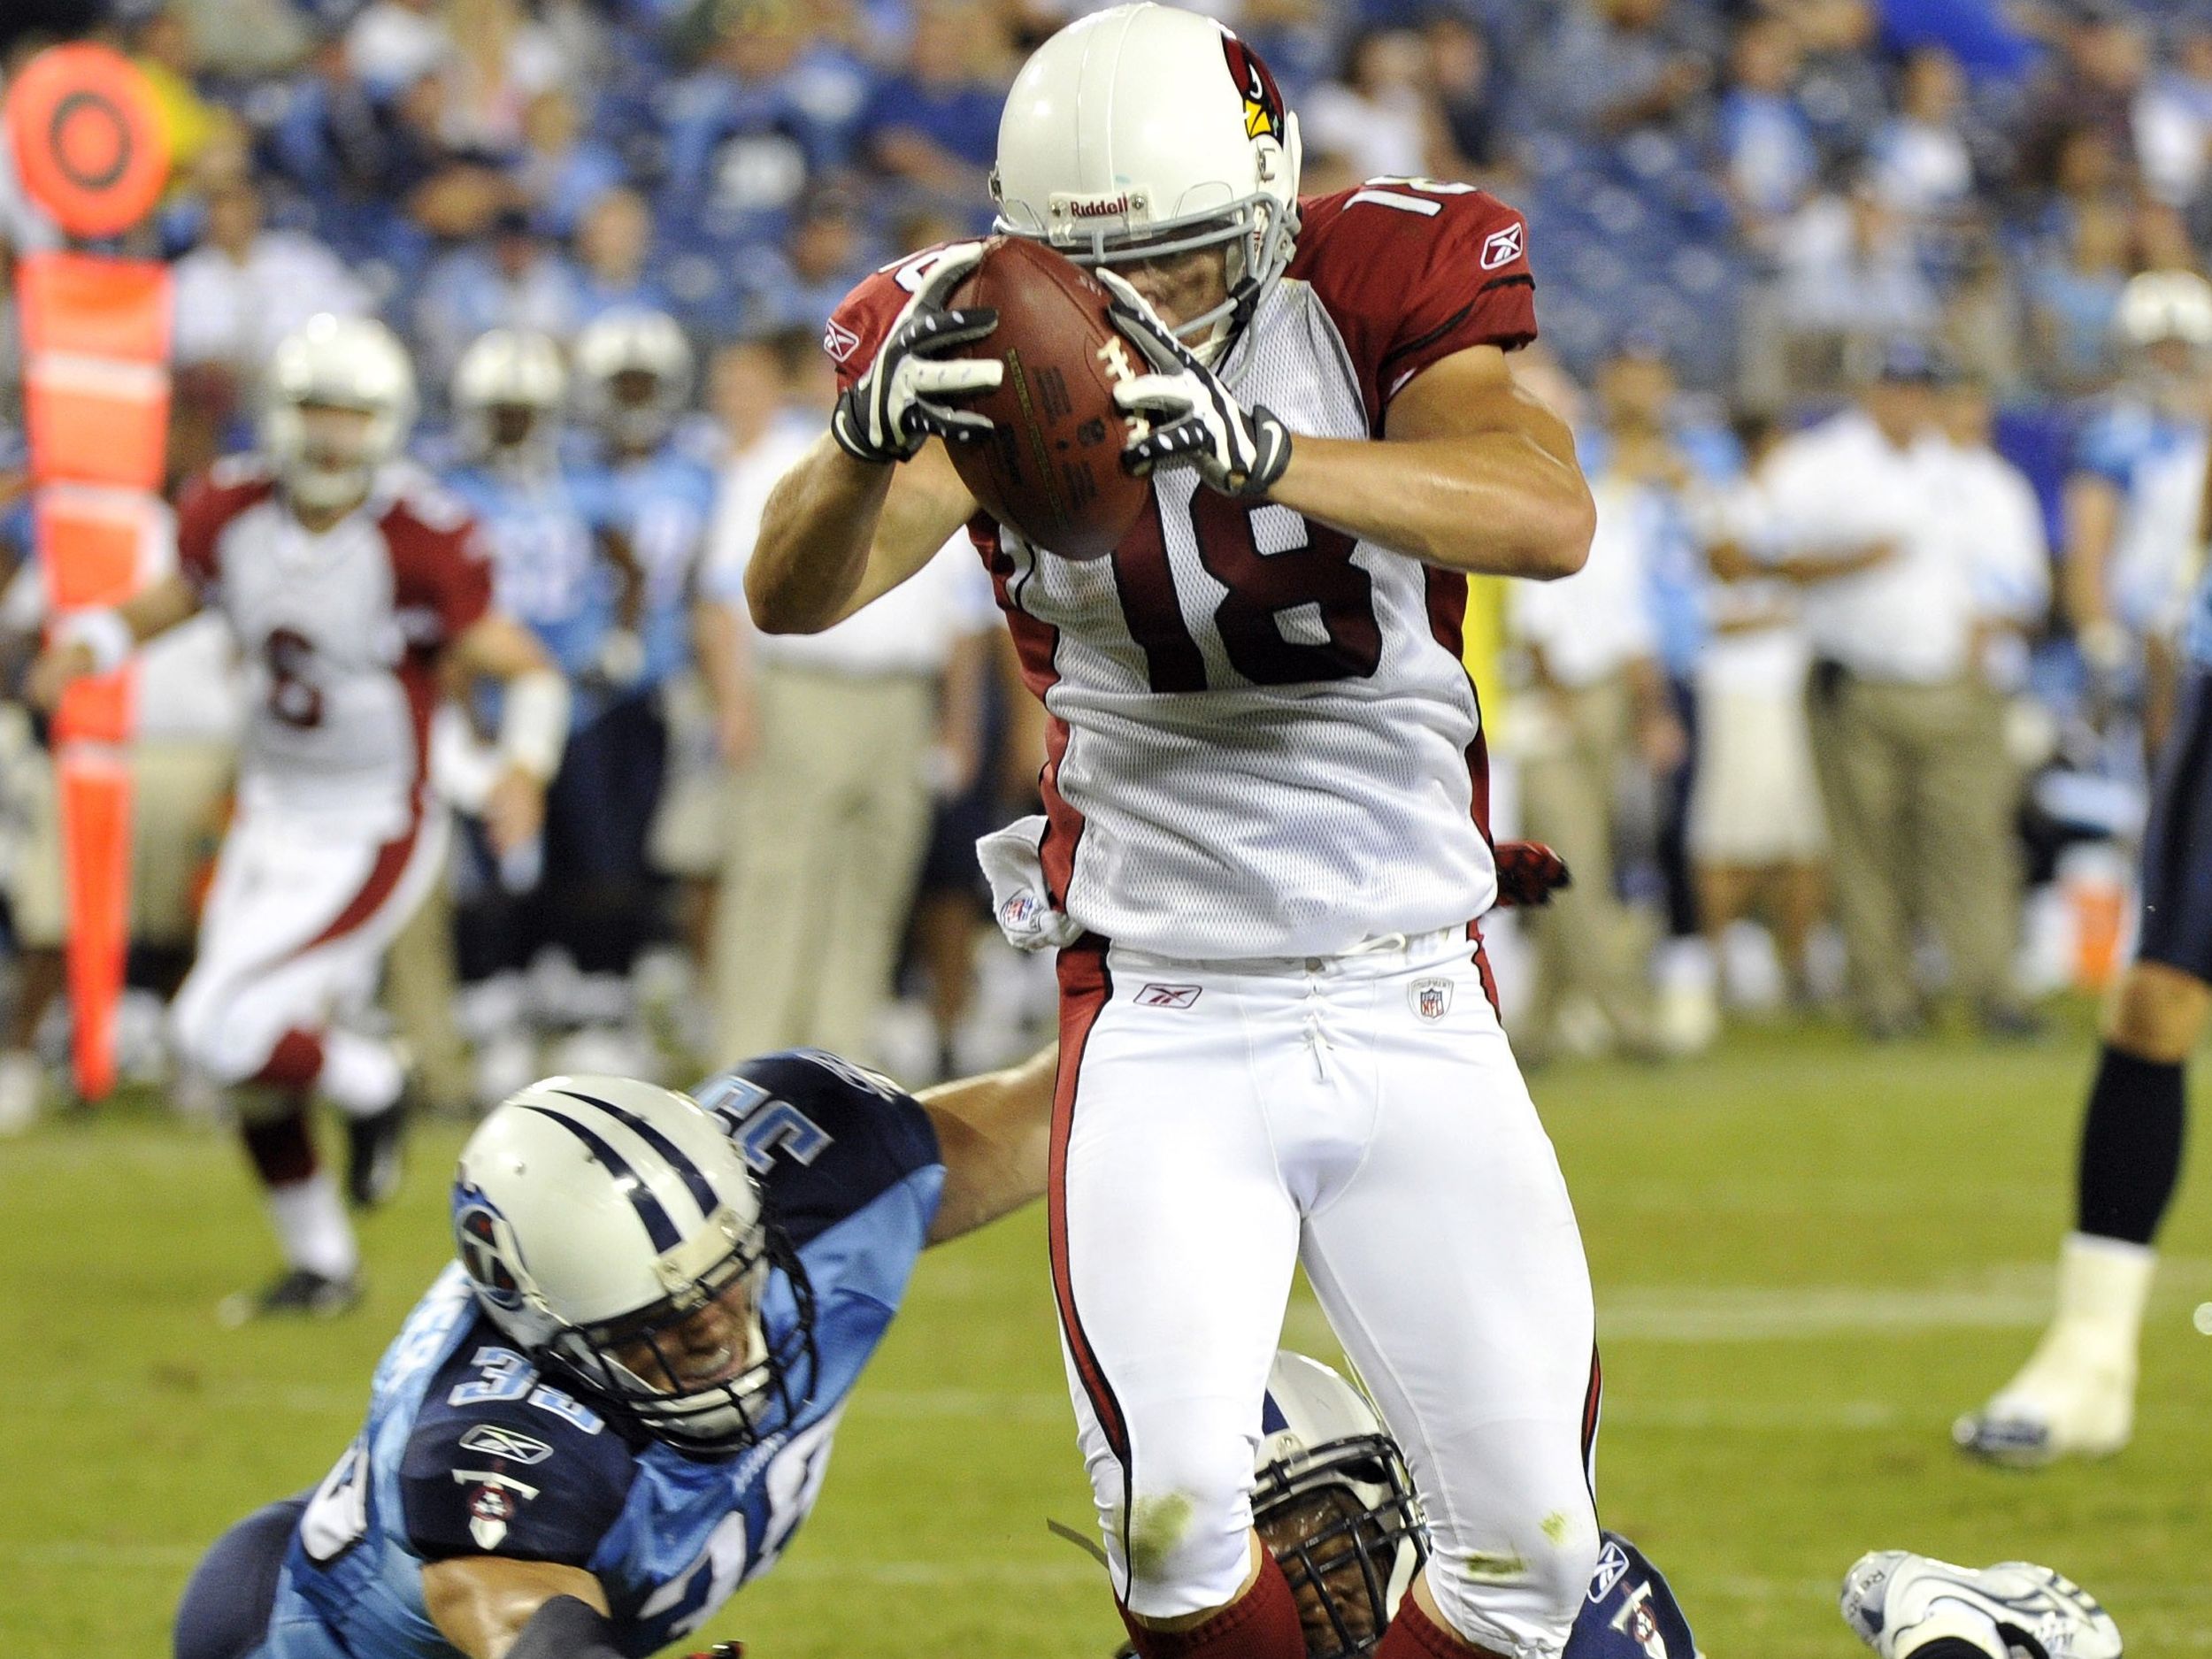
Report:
2075,1045,2187,1247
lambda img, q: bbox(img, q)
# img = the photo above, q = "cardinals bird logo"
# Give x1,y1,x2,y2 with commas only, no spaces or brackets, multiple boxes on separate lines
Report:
1220,34,1286,144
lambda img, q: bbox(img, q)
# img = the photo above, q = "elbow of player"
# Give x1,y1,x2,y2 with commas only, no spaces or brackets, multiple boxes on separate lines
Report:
744,569,826,637
1522,488,1595,580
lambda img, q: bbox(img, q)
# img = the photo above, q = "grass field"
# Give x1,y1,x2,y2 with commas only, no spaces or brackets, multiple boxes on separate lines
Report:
4,1009,2208,1658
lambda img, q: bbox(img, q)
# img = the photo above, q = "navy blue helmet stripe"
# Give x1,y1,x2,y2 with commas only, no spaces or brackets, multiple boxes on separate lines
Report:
515,1103,682,1252
554,1087,723,1225
1260,1391,1289,1436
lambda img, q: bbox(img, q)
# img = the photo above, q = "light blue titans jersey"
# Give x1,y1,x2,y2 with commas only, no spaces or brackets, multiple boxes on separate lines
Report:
265,1051,944,1659
575,446,718,691
2074,400,2210,636
444,462,613,685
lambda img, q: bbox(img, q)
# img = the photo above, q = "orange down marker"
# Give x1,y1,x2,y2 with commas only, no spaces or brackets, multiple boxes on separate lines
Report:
7,47,172,1099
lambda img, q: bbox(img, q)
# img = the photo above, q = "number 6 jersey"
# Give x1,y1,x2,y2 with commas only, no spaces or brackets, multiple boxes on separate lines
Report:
176,458,494,841
273,1051,945,1659
826,184,1541,959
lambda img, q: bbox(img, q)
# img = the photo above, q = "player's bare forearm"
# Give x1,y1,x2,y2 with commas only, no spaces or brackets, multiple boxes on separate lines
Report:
120,573,204,641
598,526,646,633
1770,543,1893,585
420,1556,611,1659
917,1044,1056,1245
748,436,974,634
455,611,556,682
1263,344,1593,579
2062,476,2121,637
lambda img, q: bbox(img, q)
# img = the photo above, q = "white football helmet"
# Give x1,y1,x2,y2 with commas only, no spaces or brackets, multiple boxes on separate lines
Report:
452,1074,818,1456
261,313,417,511
991,4,1302,365
2116,270,2212,351
574,308,695,449
452,328,567,465
1253,1351,1426,1659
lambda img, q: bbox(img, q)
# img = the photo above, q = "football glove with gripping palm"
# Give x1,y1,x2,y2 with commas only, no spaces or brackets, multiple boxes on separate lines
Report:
1493,841,1571,907
1097,269,1293,500
831,242,1003,465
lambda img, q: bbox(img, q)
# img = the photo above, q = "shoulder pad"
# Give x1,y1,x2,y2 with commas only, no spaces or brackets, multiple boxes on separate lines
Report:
693,1050,941,1247
1288,182,1537,423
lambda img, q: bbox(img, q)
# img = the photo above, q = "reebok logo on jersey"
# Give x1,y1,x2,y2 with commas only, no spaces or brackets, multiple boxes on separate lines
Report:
1136,983,1202,1009
458,1424,553,1465
1479,224,1523,270
1590,1539,1631,1603
1410,978,1453,1021
822,318,860,362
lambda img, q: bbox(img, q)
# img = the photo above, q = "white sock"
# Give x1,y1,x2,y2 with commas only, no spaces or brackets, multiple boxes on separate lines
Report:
318,1030,404,1118
267,1174,358,1279
2054,1232,2157,1353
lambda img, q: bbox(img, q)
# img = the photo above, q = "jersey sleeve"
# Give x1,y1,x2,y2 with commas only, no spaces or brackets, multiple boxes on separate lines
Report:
383,488,496,643
693,1049,944,1250
1569,1533,1700,1658
399,1340,638,1567
1286,185,1539,425
173,462,275,598
821,244,968,396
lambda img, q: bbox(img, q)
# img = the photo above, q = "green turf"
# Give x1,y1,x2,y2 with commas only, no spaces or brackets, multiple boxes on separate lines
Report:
4,1010,2208,1656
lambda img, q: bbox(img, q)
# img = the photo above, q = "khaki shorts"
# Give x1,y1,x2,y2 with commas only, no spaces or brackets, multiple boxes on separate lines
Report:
649,672,734,880
6,733,235,949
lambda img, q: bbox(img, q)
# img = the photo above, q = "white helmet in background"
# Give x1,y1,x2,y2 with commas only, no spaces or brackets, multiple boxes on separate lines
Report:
2116,271,2212,411
261,313,417,511
1252,1351,1426,1659
574,308,695,449
991,3,1302,365
452,328,567,465
452,1074,818,1456
2116,270,2212,352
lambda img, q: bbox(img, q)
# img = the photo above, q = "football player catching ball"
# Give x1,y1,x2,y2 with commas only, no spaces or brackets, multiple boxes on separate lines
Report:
750,6,1605,1657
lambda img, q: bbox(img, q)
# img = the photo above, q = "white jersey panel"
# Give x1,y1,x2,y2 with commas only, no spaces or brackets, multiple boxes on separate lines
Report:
1000,279,1494,959
213,496,424,837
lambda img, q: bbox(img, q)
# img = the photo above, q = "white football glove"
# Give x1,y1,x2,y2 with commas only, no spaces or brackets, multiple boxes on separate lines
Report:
1096,268,1293,501
831,242,1004,465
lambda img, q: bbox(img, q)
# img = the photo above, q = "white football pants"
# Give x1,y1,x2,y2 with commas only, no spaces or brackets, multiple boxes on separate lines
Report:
1050,926,1601,1659
171,804,447,1087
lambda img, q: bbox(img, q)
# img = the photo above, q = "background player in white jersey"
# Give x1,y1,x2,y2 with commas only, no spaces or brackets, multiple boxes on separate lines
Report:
29,314,567,1322
748,8,1603,1658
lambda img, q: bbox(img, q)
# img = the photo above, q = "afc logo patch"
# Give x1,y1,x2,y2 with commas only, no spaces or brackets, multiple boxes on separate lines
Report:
1409,977,1453,1021
1479,223,1523,270
821,317,860,362
1136,982,1202,1009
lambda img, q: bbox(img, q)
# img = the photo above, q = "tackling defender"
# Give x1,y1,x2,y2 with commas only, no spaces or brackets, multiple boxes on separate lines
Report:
1249,1350,2120,1659
173,1047,1056,1659
752,7,1602,1657
29,315,565,1320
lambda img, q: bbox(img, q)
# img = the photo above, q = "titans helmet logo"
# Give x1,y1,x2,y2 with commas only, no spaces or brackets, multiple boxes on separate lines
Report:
1221,33,1286,144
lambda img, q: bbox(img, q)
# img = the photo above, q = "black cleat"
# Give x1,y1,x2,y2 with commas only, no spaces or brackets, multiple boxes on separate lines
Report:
345,1083,415,1210
218,1267,363,1327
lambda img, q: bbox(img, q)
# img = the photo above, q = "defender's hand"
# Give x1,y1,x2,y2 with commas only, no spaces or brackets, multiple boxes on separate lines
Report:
1493,840,1571,908
1097,268,1292,500
831,242,1004,465
26,640,96,712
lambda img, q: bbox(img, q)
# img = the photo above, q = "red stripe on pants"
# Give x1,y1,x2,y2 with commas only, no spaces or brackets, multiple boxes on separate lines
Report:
1049,939,1129,1467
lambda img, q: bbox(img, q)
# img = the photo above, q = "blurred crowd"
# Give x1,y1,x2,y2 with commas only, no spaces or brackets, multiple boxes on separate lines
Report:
2,0,2211,1119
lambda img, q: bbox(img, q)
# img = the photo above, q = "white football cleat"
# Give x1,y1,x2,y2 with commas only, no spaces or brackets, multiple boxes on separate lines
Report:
1953,1338,2133,1468
1955,1236,2152,1467
1840,1551,2121,1659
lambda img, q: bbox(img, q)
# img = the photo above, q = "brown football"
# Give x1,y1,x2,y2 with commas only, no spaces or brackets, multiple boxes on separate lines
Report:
944,236,1150,562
